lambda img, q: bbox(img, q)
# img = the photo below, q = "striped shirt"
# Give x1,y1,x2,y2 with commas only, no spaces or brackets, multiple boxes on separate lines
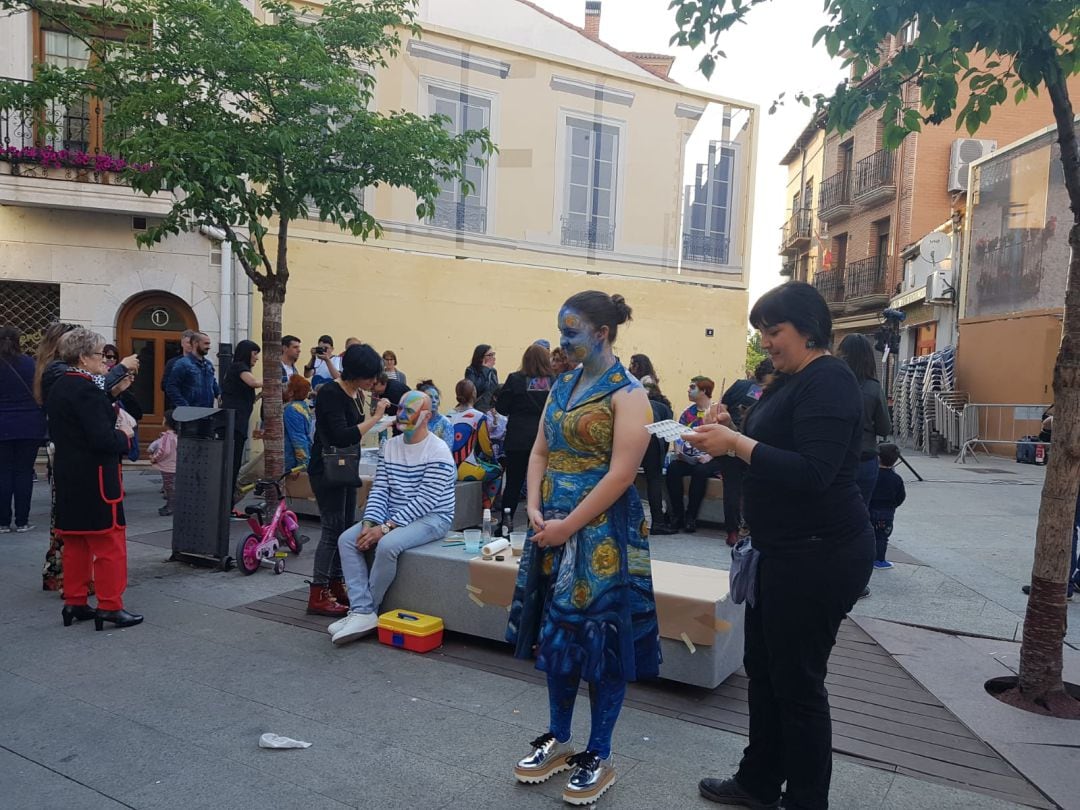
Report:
363,432,456,527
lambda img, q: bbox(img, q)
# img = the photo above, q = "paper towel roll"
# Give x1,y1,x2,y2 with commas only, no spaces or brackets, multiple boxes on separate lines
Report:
481,537,510,557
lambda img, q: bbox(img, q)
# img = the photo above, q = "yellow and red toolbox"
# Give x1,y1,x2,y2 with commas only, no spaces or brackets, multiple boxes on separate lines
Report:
377,610,444,653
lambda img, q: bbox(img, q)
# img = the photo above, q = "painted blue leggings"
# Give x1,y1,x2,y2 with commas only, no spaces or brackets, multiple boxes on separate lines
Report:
547,670,626,759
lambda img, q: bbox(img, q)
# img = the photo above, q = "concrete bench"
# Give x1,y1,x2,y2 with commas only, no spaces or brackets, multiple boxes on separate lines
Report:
636,474,726,527
285,472,483,531
381,541,744,689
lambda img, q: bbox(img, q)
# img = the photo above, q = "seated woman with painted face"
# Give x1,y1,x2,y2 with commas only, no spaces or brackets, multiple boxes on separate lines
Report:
330,391,456,645
448,378,503,509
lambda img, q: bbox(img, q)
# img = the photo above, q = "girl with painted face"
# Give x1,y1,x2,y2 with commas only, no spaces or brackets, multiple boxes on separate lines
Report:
415,380,453,449
507,290,660,806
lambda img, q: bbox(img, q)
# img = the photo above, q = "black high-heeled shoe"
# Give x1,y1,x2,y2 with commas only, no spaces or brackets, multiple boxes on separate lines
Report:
94,608,144,631
61,604,96,626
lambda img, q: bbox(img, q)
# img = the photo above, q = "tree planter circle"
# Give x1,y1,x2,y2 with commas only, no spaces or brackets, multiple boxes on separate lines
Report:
985,676,1080,719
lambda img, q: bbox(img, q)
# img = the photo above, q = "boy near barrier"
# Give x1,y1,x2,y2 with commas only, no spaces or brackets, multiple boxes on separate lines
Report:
148,412,178,517
869,444,906,570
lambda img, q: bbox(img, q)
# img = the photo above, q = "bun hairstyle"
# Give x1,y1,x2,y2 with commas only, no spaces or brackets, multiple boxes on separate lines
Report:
562,290,633,344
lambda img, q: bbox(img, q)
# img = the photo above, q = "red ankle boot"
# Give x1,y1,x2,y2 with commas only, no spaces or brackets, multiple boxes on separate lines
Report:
329,579,350,608
306,583,348,617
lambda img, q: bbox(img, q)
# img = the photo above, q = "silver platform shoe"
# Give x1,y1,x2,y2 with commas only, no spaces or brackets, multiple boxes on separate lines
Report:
562,751,616,806
514,732,575,784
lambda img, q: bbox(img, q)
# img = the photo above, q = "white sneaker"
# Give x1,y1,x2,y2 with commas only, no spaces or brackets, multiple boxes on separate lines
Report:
327,615,351,636
14,524,34,533
331,611,379,645
0,526,11,534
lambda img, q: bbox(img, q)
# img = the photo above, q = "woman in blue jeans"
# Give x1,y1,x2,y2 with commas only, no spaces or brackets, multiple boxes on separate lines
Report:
836,334,891,505
0,327,46,533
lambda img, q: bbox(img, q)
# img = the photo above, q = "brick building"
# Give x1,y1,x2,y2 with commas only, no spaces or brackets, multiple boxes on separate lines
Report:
801,29,1080,357
778,116,825,283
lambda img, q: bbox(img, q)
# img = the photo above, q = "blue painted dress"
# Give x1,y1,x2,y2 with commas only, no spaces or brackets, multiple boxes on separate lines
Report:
507,361,661,683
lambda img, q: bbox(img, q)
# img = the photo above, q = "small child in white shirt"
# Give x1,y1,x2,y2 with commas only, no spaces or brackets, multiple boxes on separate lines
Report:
148,411,178,516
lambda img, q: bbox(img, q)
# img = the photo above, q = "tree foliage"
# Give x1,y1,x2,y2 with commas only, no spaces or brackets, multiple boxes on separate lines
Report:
745,330,766,377
671,0,1080,713
0,0,493,481
0,0,492,291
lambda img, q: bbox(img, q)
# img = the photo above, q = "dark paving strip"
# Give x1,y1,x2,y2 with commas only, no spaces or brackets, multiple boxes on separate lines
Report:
231,588,1052,809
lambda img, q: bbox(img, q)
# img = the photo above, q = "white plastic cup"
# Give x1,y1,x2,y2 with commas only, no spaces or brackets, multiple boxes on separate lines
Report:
509,532,527,552
464,529,482,553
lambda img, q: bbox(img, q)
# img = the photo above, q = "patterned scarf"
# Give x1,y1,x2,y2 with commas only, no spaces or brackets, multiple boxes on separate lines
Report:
68,365,106,391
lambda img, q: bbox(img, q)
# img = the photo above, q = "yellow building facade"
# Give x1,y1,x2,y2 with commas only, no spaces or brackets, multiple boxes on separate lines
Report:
267,0,759,395
0,0,758,436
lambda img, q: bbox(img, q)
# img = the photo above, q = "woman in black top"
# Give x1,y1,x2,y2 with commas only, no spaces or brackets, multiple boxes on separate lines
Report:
686,282,873,810
836,334,891,505
495,344,554,526
306,344,390,617
642,383,675,535
220,339,261,508
465,343,499,411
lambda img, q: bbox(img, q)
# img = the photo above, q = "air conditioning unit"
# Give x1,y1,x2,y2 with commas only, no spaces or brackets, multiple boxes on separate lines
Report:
926,270,955,303
948,138,996,192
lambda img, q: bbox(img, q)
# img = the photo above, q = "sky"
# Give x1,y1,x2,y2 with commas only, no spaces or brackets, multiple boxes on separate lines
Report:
532,0,847,306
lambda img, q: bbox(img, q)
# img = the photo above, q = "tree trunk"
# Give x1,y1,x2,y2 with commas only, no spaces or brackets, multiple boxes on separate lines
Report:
260,281,285,488
1016,68,1080,710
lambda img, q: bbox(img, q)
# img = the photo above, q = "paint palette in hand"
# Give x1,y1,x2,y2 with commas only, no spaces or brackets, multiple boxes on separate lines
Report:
645,420,695,442
374,415,396,431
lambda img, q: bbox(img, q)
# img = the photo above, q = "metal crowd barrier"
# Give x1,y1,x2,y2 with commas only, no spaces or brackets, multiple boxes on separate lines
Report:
955,403,1051,463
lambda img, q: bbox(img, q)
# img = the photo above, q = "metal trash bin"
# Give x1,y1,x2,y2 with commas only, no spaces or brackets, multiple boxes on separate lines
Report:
171,406,234,569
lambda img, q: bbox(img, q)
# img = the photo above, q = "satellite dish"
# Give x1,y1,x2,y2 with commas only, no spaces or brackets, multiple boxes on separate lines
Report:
919,232,951,265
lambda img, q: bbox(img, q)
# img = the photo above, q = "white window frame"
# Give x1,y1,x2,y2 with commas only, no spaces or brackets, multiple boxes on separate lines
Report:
682,138,745,269
552,108,627,252
418,76,499,236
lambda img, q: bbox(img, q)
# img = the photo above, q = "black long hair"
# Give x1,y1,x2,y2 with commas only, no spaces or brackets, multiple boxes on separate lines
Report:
836,333,877,382
469,344,492,370
233,339,261,367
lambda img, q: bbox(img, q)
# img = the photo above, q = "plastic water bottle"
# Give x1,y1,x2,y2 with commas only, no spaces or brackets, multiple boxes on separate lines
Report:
482,508,493,548
502,507,512,538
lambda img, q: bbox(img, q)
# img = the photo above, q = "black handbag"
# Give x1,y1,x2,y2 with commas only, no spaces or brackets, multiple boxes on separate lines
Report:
321,391,364,486
323,444,362,486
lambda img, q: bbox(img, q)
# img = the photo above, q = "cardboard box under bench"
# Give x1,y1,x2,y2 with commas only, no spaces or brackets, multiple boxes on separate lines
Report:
381,542,744,689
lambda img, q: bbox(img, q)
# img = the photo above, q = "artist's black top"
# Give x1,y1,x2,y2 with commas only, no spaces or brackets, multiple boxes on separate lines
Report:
309,381,365,478
742,355,872,556
220,360,256,431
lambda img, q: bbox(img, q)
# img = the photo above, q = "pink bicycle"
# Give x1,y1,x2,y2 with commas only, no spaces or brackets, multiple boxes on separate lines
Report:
236,475,309,575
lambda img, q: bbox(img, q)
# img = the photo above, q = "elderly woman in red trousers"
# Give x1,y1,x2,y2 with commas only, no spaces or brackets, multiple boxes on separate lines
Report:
46,328,143,630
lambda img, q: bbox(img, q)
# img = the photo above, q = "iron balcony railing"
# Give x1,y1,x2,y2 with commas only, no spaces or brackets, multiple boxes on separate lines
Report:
852,149,895,199
812,268,845,305
972,233,1046,304
1,77,103,156
682,231,730,265
844,255,890,300
0,76,161,186
781,208,812,251
561,216,615,251
431,200,487,234
818,170,852,214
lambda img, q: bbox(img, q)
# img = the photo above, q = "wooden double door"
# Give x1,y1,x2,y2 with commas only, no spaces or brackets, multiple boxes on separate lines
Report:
116,293,199,453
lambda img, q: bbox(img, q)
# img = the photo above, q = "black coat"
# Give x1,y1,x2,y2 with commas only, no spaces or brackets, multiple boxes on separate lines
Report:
46,372,130,533
495,372,553,454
